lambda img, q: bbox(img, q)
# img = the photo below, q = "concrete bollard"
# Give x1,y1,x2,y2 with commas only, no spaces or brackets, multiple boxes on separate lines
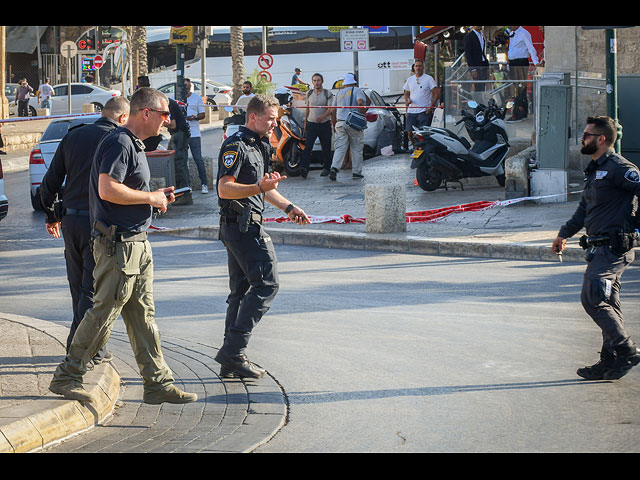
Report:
82,104,95,113
365,184,406,233
504,156,530,199
36,108,50,116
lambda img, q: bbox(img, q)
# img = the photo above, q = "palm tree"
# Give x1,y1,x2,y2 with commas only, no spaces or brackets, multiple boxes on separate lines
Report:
230,26,245,105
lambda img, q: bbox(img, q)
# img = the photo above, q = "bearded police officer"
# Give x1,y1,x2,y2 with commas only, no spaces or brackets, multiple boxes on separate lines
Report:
553,116,640,381
40,96,130,366
215,94,310,379
49,88,197,405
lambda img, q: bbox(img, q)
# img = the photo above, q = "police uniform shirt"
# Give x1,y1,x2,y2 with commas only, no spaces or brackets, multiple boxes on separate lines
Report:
168,98,189,133
559,150,640,238
89,126,152,235
40,117,120,213
216,126,270,215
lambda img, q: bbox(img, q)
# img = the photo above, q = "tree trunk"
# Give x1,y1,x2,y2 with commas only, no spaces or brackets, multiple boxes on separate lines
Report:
230,26,245,105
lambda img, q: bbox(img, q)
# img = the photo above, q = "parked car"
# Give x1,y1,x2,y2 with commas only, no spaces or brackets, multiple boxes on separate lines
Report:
28,114,101,210
6,82,38,117
0,158,8,222
157,80,232,110
46,83,121,115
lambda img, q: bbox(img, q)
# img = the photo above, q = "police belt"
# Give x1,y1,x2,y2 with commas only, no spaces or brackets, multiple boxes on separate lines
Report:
220,213,263,225
580,230,640,252
64,208,90,216
114,231,148,243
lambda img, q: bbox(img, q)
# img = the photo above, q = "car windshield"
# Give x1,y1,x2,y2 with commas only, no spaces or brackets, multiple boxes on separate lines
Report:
40,116,100,142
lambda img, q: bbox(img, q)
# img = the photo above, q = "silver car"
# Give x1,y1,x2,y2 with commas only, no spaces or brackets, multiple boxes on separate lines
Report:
28,114,101,210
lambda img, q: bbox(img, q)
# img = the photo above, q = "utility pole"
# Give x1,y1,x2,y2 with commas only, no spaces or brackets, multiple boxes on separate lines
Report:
605,28,621,153
0,26,7,119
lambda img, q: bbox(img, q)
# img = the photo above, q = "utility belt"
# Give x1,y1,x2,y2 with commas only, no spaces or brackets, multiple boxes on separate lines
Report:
93,220,147,256
220,200,262,233
579,230,640,256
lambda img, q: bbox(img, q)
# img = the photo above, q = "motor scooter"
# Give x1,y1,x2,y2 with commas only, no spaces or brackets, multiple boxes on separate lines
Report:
410,99,512,191
269,87,306,176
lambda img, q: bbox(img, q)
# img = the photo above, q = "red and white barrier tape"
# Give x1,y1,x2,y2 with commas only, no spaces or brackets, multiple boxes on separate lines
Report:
0,112,99,124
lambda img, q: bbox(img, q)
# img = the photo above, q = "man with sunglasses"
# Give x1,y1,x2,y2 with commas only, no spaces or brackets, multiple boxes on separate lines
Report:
553,116,640,381
50,87,198,405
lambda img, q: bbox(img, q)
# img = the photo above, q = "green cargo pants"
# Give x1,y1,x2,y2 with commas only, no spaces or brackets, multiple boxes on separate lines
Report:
51,235,174,393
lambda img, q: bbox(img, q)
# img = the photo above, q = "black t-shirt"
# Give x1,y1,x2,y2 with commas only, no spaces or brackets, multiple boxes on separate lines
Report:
216,126,270,215
169,98,189,134
89,126,152,235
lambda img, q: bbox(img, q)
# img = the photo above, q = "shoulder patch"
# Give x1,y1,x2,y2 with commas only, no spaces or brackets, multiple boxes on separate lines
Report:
222,150,239,169
624,168,640,183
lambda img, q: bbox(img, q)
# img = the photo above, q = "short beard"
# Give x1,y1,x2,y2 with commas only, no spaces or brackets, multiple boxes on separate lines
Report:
581,141,598,156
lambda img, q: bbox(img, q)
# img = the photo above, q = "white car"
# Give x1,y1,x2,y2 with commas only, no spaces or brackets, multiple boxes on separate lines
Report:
28,114,101,210
0,158,8,222
47,83,121,115
157,80,232,109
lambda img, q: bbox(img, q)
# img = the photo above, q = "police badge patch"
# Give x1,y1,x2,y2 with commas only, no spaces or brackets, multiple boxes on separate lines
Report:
222,150,238,168
624,169,640,183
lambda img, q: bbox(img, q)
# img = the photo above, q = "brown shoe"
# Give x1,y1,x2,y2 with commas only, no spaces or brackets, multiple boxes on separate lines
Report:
49,380,94,403
143,384,198,404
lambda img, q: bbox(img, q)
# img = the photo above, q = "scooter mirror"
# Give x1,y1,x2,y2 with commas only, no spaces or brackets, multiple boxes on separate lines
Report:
224,106,234,112
467,101,478,109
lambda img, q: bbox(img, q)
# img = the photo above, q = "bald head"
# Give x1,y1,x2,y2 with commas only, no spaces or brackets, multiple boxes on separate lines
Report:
102,96,130,125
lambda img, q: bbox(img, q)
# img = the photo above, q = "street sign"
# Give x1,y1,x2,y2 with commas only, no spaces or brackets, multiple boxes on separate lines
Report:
340,28,369,52
259,71,272,82
365,26,388,34
94,55,104,69
60,40,78,59
258,53,273,70
329,26,350,33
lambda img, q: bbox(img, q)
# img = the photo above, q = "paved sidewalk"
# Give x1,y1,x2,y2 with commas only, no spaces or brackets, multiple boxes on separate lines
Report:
2,113,637,453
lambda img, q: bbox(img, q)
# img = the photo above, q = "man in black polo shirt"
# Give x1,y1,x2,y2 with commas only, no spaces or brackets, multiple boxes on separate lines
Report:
49,87,198,405
40,96,130,365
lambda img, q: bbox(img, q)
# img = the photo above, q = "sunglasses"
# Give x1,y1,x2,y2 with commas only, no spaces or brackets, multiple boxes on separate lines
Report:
582,132,602,140
142,108,170,119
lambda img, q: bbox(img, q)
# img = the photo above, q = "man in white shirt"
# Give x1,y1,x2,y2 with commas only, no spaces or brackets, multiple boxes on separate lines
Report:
38,77,54,110
403,59,439,146
234,81,255,114
184,78,209,193
506,26,541,120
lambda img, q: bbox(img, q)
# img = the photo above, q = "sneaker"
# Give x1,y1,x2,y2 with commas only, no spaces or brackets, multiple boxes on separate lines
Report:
352,173,364,179
201,184,209,194
143,384,198,404
329,168,338,181
320,169,330,177
603,346,640,380
49,380,94,403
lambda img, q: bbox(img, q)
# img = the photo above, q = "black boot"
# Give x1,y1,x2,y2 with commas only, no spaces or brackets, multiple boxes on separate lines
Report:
577,349,615,380
603,345,640,380
215,351,266,379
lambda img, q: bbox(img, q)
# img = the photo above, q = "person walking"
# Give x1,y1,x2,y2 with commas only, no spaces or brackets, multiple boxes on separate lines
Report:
215,94,310,379
300,73,334,178
49,87,198,405
15,78,33,117
184,78,209,193
40,97,130,366
553,116,640,381
38,77,54,110
403,59,438,146
328,73,367,181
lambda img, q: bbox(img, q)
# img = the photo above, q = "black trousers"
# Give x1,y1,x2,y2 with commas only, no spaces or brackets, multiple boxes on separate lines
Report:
60,213,107,359
219,220,279,355
301,121,333,172
581,246,635,353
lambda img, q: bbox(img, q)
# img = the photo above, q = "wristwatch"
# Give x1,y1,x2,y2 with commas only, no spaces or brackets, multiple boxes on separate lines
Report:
284,203,295,214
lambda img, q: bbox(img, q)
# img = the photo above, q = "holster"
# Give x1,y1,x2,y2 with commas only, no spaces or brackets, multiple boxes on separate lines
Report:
228,200,252,233
93,220,117,256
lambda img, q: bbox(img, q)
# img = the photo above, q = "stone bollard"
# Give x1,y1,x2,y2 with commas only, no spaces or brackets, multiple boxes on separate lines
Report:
36,108,50,116
365,184,406,233
82,103,95,113
504,156,530,200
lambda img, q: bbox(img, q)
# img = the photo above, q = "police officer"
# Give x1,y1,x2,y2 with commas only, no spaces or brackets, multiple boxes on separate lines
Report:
553,116,640,381
215,94,310,379
40,96,130,365
49,88,197,405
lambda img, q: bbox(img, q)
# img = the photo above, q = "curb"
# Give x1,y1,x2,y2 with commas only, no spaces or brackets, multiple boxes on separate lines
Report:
0,314,121,453
150,224,592,264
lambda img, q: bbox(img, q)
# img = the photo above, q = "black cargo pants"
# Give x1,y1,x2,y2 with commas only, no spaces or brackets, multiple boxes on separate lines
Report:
581,246,635,353
219,219,279,356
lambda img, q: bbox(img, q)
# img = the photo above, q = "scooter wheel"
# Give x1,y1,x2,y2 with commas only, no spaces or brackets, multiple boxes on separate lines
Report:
416,163,443,191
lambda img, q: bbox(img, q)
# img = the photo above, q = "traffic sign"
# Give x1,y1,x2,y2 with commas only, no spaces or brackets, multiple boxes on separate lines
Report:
258,53,273,70
340,28,369,52
94,55,104,69
365,26,388,34
259,71,272,82
61,40,78,59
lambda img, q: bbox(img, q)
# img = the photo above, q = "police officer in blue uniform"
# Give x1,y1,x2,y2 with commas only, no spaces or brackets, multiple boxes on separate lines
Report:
215,94,310,379
40,96,130,365
553,116,640,380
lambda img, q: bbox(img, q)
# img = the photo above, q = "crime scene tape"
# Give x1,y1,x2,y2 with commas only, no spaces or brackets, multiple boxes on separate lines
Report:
0,112,99,124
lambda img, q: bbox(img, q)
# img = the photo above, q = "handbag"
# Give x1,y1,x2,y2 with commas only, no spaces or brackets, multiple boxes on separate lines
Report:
344,87,367,131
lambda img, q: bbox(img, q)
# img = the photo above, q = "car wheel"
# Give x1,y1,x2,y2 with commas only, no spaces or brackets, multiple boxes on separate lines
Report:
30,189,43,211
28,106,37,117
92,103,103,113
207,100,218,112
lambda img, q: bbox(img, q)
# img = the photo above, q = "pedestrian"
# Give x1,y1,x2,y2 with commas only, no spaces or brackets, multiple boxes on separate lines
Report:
184,78,209,194
15,78,33,117
552,116,640,381
328,73,368,181
0,124,6,155
464,26,490,99
40,96,130,367
300,73,334,178
291,68,308,87
215,94,310,379
235,81,255,115
49,87,198,405
505,26,540,121
38,77,54,110
403,59,438,147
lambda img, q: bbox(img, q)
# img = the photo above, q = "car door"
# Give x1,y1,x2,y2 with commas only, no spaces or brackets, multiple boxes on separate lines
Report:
50,85,68,115
71,84,93,113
